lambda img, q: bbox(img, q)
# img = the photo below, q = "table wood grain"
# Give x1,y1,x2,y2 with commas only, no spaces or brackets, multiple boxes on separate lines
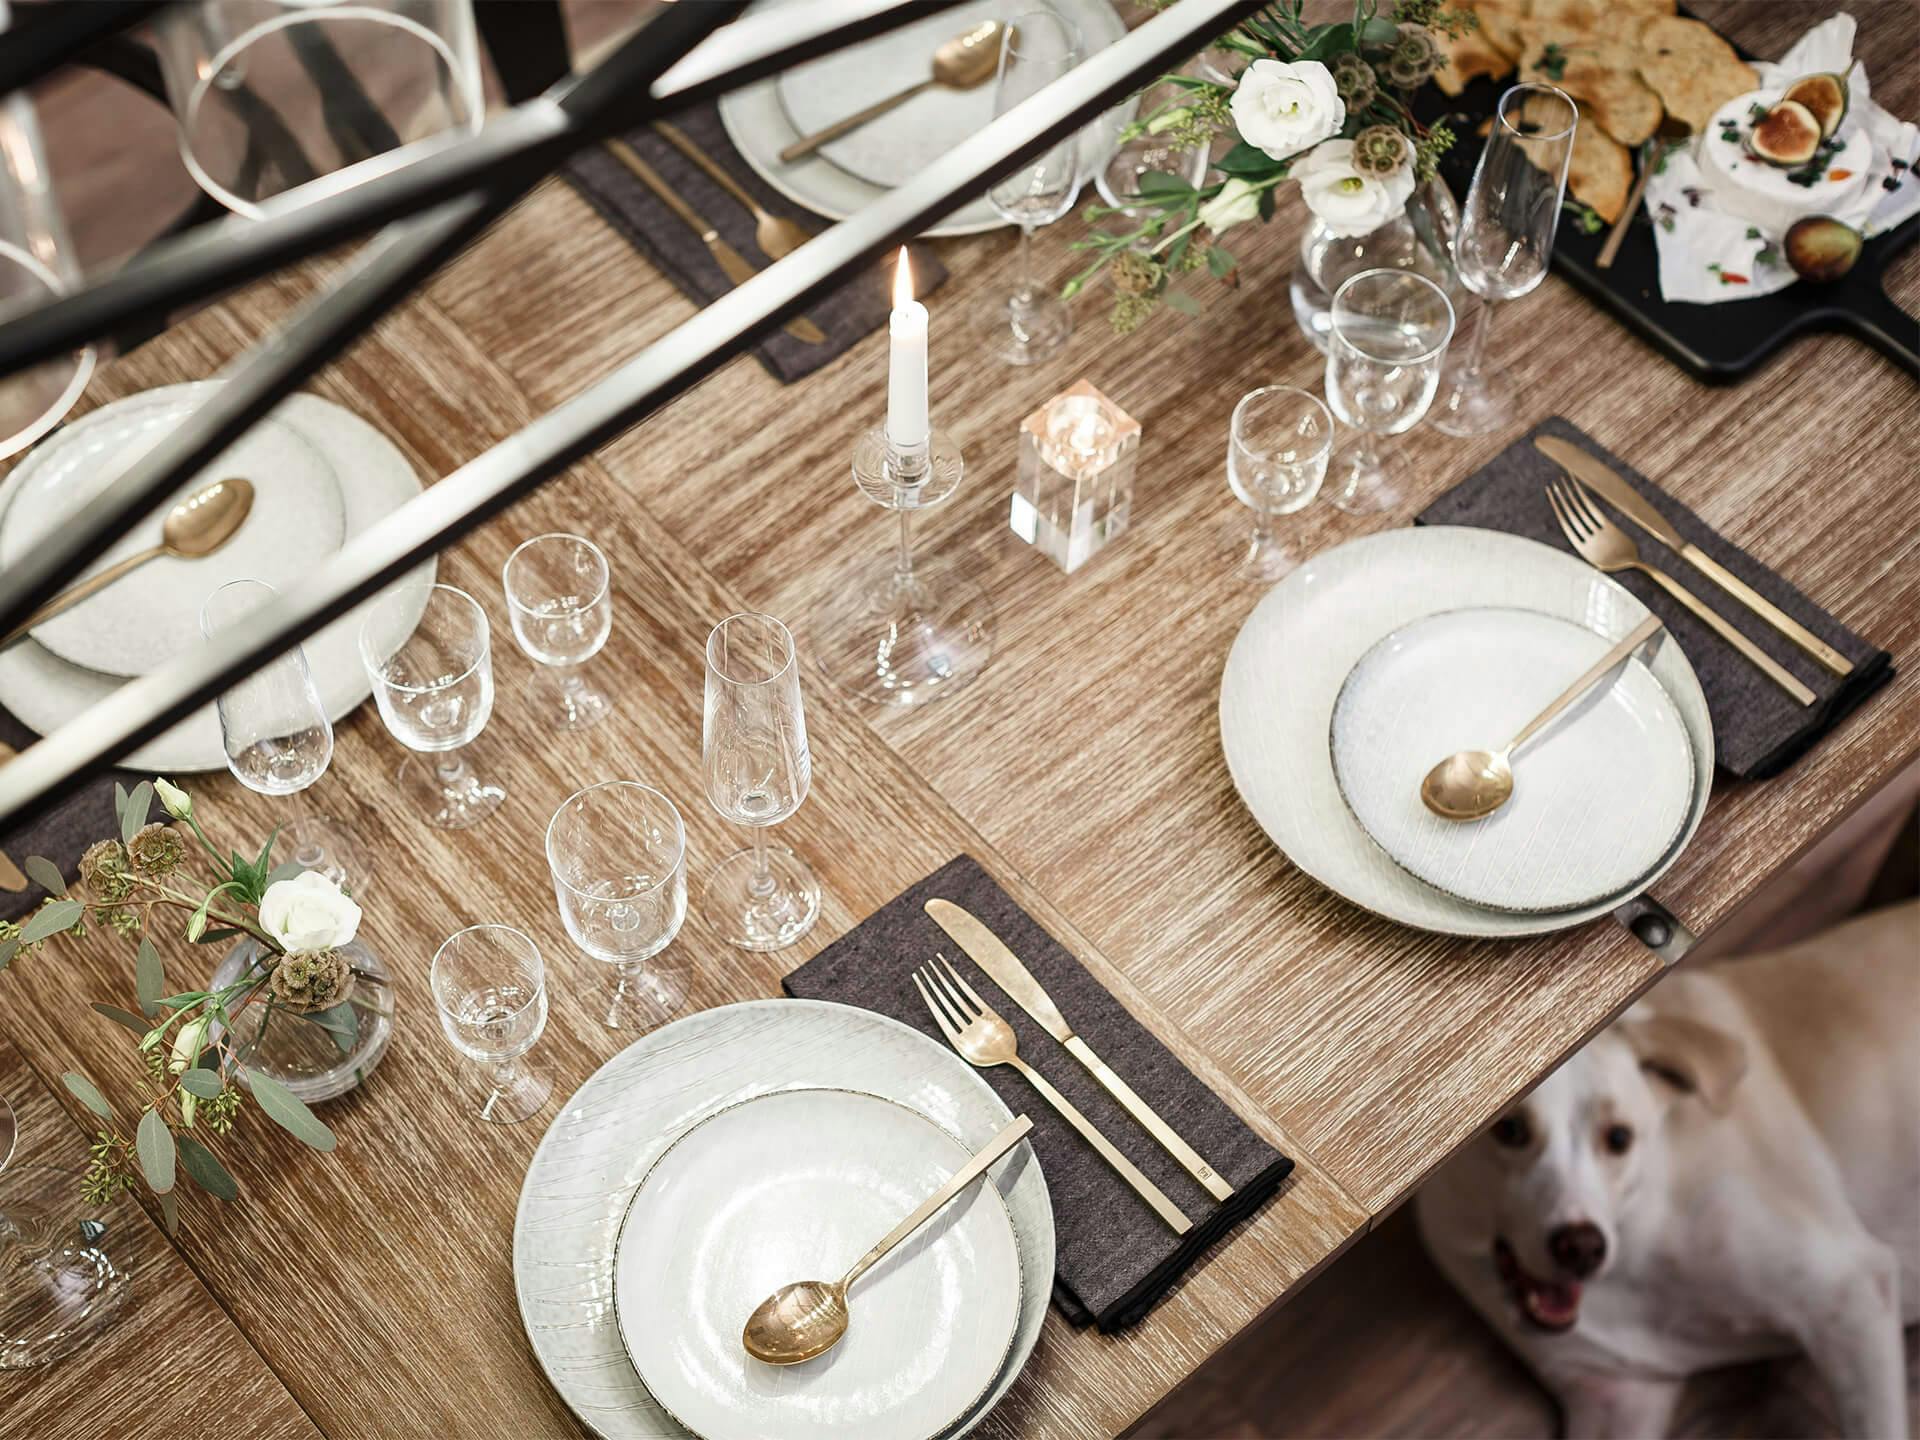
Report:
2,2,1914,1436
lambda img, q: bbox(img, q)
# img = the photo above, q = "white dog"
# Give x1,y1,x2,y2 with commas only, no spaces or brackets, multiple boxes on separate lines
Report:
1418,901,1919,1438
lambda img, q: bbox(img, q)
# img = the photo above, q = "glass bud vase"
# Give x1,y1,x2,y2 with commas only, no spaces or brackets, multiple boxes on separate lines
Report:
210,939,395,1103
1290,178,1461,353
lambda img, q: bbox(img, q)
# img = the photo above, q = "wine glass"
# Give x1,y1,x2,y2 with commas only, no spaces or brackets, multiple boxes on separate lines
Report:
545,781,688,1032
702,613,819,951
1226,386,1333,583
357,582,505,830
1324,269,1455,515
430,924,551,1125
978,12,1084,365
1433,84,1578,437
502,532,613,731
201,579,369,894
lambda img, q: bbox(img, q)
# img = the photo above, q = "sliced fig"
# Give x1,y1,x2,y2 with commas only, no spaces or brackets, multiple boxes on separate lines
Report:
1784,215,1862,283
1781,68,1851,139
1749,100,1822,167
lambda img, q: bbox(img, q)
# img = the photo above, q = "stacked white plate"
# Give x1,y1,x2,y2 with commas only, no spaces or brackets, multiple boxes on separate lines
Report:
514,999,1054,1440
1219,527,1714,937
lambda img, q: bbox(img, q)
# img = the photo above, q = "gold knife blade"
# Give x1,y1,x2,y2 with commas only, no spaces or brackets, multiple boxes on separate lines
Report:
1533,436,1852,677
601,139,827,346
0,744,27,892
925,898,1235,1201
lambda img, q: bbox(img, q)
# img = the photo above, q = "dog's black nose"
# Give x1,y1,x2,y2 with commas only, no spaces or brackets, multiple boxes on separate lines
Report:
1547,1223,1607,1277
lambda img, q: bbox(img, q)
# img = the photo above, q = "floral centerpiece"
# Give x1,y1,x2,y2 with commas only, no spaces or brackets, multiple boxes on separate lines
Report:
1,779,364,1228
1065,0,1473,332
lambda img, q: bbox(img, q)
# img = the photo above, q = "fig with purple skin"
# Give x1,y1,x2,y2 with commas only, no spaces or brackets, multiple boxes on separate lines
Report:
1784,215,1862,283
1749,99,1822,167
1780,67,1852,140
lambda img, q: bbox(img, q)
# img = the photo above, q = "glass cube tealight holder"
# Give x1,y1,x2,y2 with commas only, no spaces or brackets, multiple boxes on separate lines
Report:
1010,379,1140,574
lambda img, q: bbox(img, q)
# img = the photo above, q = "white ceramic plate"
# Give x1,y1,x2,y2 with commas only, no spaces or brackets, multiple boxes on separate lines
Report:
0,383,434,772
1218,527,1714,937
615,1089,1023,1440
721,0,1129,238
1330,608,1695,914
513,999,1053,1440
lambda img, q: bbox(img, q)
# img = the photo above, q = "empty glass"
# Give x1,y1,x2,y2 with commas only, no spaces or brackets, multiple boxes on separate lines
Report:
1226,386,1333,583
702,613,819,951
545,781,688,1032
1433,84,1578,437
1324,269,1455,515
430,924,551,1125
0,1161,129,1369
502,532,613,731
979,12,1085,365
358,582,505,830
202,579,369,893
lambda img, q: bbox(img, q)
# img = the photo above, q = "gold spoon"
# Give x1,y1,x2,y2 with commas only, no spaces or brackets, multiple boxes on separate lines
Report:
653,122,813,260
742,1114,1033,1366
1,478,255,650
778,20,1011,164
1420,614,1663,822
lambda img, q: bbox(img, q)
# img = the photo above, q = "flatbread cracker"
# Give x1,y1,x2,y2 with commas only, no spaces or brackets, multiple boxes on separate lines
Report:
1518,23,1663,145
1636,15,1758,133
1530,0,1674,29
1480,97,1632,223
1434,7,1518,98
1472,0,1531,63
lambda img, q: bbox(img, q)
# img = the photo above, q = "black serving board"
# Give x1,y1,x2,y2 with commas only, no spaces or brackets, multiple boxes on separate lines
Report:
1413,18,1919,384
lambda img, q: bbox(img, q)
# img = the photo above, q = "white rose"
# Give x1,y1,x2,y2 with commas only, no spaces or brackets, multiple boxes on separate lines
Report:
1292,138,1415,238
1198,177,1264,234
258,871,362,953
1230,59,1344,161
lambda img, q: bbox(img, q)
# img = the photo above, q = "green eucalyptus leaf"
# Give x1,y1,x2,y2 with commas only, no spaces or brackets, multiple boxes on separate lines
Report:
136,1108,176,1193
20,899,84,944
0,937,18,971
249,1071,335,1151
120,781,153,843
22,855,66,895
113,782,130,826
1206,245,1237,278
176,1134,239,1201
298,1002,359,1058
63,1071,112,1119
177,1068,224,1099
159,1188,179,1235
136,938,164,1019
91,1003,151,1036
1165,288,1202,316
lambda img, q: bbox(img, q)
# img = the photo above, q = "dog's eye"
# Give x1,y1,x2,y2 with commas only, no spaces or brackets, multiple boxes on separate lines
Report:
1491,1115,1531,1148
1604,1124,1634,1155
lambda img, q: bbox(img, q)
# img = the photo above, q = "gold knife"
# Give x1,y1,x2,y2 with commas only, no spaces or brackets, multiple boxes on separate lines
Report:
0,744,27,892
601,139,827,346
1534,437,1852,677
926,898,1235,1202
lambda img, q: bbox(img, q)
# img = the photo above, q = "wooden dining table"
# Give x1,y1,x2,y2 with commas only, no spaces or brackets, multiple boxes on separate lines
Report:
1,3,1914,1435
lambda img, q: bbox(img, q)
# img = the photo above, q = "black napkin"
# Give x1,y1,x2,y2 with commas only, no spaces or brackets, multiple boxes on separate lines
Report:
783,854,1294,1332
562,103,950,384
1417,417,1894,779
0,711,123,924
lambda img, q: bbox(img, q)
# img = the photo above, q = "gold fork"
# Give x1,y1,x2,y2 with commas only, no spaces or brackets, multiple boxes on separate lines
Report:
914,953,1193,1234
1545,477,1816,707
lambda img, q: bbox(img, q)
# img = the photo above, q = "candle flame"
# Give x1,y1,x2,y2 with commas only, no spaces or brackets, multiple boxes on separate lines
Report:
892,246,915,309
1070,414,1101,453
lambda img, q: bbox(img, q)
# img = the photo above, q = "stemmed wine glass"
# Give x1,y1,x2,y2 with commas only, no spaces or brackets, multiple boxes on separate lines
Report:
1433,83,1578,437
358,582,505,830
502,532,613,731
545,781,688,1031
201,579,369,894
1226,386,1333,583
1324,269,1456,515
430,924,551,1125
702,613,819,951
978,12,1085,365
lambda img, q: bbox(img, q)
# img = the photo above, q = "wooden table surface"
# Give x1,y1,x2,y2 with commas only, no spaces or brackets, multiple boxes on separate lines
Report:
3,3,1914,1435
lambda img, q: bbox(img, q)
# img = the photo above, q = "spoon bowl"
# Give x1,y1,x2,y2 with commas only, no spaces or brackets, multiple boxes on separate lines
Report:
166,476,254,556
743,1278,851,1365
1420,747,1514,821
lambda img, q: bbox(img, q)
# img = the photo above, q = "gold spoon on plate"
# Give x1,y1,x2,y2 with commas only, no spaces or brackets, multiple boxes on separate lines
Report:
778,20,1011,164
742,1114,1032,1366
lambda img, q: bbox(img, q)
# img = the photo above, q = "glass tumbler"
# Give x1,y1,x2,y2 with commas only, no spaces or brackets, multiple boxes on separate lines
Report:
0,1162,129,1369
502,532,613,731
430,924,552,1125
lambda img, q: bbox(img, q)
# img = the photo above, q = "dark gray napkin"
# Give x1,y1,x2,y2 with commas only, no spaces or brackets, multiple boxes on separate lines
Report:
562,103,950,384
783,854,1295,1332
0,712,123,923
1417,417,1894,779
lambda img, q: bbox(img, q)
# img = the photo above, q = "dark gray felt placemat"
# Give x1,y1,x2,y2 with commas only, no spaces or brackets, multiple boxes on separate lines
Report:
1418,417,1893,779
0,711,123,923
783,855,1294,1332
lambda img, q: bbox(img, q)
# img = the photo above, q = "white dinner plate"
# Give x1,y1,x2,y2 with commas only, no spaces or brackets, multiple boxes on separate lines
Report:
1218,527,1714,937
615,1088,1024,1440
720,0,1130,238
0,383,434,772
513,999,1053,1440
1330,607,1695,913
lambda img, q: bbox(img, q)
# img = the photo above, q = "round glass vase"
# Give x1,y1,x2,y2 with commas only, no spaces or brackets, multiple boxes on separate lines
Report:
210,939,394,1103
1290,178,1461,353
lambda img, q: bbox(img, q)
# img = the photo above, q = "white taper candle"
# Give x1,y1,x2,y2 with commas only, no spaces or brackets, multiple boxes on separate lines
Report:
885,247,929,451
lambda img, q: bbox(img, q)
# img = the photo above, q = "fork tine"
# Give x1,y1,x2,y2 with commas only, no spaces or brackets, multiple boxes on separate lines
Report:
920,963,972,1033
912,971,965,1044
1547,478,1588,540
1543,481,1576,544
935,953,992,1015
928,953,980,1020
1562,476,1606,534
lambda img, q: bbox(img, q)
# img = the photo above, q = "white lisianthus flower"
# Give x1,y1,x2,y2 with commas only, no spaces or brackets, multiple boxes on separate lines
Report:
154,778,193,820
1198,177,1264,234
1230,59,1344,161
170,1015,209,1074
258,871,362,953
1292,138,1416,237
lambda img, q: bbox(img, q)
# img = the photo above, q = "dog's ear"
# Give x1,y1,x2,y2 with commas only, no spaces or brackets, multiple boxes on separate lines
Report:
1616,1015,1748,1114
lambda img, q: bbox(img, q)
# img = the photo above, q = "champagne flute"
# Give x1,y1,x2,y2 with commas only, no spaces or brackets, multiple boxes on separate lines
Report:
702,613,818,951
1324,268,1455,515
201,579,369,894
1225,386,1333,583
430,924,551,1125
978,11,1084,365
1433,84,1578,437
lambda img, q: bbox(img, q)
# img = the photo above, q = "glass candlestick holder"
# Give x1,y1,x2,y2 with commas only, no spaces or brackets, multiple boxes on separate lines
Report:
1010,379,1140,574
811,427,995,708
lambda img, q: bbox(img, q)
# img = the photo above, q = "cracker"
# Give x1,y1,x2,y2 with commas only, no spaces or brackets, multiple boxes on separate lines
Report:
1636,15,1758,133
1518,23,1663,145
1434,6,1519,98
